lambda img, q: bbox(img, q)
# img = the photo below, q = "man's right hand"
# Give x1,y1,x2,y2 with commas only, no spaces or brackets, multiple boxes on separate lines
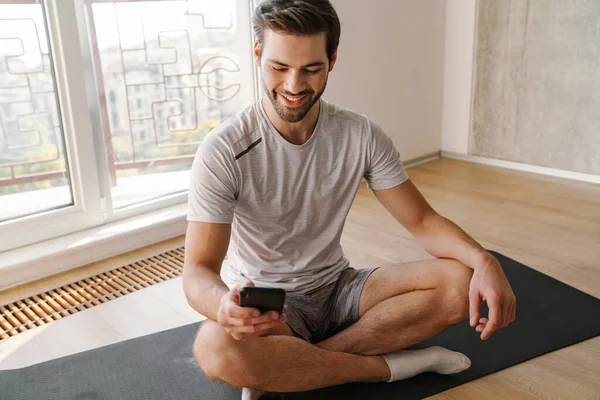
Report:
217,280,287,341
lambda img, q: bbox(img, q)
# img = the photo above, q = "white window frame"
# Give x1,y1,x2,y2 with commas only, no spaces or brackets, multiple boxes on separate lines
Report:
1,0,258,254
0,0,104,253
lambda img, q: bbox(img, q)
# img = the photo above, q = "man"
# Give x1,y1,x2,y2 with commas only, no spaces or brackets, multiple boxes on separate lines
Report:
183,0,516,398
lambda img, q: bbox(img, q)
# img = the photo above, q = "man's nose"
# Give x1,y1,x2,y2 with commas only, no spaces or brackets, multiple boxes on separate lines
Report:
283,70,305,95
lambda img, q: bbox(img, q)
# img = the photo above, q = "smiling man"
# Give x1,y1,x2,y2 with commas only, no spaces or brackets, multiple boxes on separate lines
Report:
183,0,516,399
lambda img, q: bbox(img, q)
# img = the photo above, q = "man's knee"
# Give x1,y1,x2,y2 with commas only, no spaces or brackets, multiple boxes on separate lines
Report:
439,260,472,325
193,321,227,381
193,320,263,388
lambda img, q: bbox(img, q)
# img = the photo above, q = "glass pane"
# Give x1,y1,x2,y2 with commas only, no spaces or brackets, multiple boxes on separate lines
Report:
89,0,246,210
0,1,73,223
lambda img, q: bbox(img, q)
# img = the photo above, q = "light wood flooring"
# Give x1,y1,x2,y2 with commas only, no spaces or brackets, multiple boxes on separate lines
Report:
1,158,599,399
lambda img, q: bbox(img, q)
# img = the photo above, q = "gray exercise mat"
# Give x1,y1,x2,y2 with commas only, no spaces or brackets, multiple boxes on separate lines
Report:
1,251,599,399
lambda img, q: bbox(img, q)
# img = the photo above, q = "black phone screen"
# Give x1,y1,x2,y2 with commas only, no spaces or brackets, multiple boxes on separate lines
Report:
239,287,286,313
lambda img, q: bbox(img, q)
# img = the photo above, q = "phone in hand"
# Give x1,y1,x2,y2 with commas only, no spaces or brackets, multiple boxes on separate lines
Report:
239,287,286,314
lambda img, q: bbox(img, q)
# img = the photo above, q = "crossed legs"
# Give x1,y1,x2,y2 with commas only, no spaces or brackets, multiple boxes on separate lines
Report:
193,258,472,392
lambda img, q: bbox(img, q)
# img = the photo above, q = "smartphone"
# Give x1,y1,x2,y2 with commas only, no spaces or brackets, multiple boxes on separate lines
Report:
239,287,286,314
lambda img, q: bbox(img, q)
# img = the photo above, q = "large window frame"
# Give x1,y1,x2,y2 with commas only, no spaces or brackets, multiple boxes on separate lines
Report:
0,0,257,253
0,0,103,253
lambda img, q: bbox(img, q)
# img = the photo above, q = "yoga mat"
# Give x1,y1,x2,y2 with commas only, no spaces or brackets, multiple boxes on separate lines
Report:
1,251,599,400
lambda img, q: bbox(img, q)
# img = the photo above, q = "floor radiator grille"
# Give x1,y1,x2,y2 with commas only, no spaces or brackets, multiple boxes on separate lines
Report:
0,247,185,341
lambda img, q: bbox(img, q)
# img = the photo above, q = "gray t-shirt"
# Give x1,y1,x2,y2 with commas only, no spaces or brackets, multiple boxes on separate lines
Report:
187,99,408,293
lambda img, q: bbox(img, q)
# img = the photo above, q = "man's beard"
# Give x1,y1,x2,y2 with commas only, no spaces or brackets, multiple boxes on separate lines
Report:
263,77,328,123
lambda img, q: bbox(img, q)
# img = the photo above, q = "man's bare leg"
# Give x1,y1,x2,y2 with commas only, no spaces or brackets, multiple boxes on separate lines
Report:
194,320,390,392
316,259,472,355
194,259,472,392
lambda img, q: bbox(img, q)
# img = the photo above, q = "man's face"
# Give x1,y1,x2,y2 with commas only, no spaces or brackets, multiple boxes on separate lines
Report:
255,30,336,123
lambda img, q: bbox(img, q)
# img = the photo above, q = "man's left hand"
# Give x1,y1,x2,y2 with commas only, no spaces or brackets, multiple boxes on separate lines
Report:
469,254,516,340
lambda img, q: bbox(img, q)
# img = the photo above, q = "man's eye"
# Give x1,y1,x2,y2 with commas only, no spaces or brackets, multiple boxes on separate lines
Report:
304,69,320,75
272,67,287,72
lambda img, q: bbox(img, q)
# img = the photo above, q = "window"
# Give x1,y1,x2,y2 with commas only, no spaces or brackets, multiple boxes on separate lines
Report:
0,0,103,252
90,0,253,211
0,0,256,253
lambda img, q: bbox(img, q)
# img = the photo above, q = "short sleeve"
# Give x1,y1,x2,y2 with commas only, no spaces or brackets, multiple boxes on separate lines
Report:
363,119,409,190
187,135,238,223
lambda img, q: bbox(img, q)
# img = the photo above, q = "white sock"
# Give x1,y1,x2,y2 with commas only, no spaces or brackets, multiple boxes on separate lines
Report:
241,387,266,400
381,346,471,382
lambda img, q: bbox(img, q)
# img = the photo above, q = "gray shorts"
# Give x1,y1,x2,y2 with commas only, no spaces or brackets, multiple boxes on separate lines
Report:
283,267,377,343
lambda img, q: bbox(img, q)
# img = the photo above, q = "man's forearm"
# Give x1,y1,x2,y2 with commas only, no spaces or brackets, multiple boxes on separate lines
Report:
182,264,229,321
415,212,493,270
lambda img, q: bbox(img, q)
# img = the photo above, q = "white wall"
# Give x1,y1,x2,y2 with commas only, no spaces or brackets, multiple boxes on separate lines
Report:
440,0,476,155
326,0,447,162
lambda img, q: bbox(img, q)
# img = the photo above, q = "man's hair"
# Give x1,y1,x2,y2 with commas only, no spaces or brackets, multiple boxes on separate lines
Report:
252,0,341,62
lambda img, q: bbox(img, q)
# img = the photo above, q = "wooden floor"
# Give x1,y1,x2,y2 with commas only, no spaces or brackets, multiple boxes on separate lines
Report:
1,158,599,399
345,159,600,400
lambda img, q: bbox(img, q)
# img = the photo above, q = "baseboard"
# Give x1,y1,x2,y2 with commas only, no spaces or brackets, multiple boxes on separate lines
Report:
404,151,442,168
441,151,600,185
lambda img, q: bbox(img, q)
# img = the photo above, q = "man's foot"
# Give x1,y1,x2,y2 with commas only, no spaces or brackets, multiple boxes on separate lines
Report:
242,387,267,400
381,346,471,382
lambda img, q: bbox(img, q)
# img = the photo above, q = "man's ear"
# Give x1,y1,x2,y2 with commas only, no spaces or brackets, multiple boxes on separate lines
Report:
329,49,338,72
253,40,261,66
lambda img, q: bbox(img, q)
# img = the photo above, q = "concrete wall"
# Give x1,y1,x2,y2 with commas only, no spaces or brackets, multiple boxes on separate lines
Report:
326,0,446,162
471,0,600,175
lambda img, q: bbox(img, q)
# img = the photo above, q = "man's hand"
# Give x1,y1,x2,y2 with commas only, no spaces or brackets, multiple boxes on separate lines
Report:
469,254,516,340
217,280,287,341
